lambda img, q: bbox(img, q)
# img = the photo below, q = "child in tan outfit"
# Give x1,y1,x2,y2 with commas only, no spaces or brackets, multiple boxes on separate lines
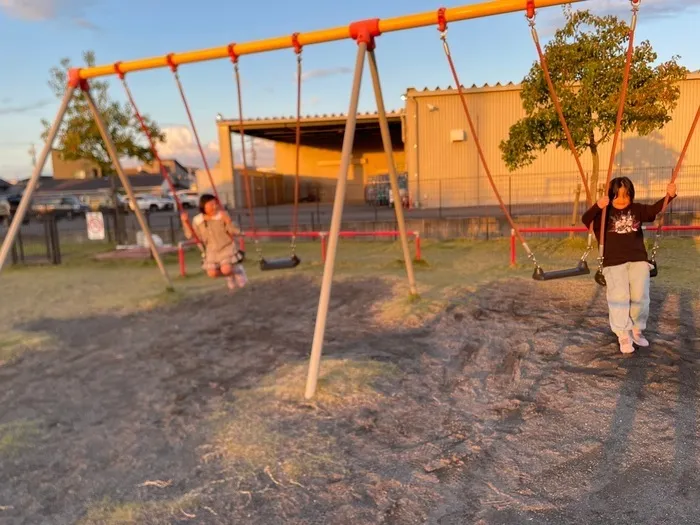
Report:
181,194,247,290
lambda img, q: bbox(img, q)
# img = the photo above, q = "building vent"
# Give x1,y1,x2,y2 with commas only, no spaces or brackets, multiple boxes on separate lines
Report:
450,129,467,142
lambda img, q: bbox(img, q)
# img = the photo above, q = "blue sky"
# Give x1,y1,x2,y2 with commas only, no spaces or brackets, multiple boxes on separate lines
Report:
1,0,700,180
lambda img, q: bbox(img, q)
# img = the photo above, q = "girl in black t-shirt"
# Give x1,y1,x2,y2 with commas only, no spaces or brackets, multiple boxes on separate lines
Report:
582,176,677,354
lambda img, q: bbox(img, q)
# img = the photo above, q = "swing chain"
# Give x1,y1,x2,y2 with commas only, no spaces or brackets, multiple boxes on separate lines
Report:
579,231,594,262
437,7,448,47
649,229,661,263
253,237,263,262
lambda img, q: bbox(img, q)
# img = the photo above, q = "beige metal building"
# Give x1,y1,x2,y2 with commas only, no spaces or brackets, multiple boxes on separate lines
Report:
212,72,700,210
404,72,700,209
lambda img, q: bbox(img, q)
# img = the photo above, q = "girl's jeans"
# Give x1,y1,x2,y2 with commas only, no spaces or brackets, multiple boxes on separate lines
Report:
602,261,651,336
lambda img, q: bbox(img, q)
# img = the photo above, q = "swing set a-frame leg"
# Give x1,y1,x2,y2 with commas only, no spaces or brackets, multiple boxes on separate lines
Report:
0,80,174,291
305,20,419,400
367,48,418,298
81,82,174,291
0,86,76,274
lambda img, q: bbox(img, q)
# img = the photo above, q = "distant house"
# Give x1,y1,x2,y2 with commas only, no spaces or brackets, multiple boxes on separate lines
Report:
0,178,11,193
123,158,193,188
51,150,103,180
51,149,192,189
16,173,169,209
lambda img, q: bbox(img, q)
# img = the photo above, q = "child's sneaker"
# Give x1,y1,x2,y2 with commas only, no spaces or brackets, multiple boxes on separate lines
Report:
618,332,635,354
632,329,649,347
225,276,237,291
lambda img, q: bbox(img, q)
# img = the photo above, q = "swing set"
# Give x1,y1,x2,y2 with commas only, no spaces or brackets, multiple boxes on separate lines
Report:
1,0,694,398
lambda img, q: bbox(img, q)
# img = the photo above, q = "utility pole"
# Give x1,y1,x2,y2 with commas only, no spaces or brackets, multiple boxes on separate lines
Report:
28,144,38,171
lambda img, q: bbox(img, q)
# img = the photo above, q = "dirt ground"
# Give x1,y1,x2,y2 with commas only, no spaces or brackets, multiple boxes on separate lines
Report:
0,271,699,524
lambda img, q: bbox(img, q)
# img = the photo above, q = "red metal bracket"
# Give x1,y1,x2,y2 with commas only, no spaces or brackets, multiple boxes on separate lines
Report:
291,33,302,55
113,61,125,79
227,43,239,63
526,0,535,20
67,68,89,91
165,53,177,72
437,7,447,32
349,18,381,50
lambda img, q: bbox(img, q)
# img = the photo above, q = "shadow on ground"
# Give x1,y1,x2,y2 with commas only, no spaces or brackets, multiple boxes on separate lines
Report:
0,276,698,524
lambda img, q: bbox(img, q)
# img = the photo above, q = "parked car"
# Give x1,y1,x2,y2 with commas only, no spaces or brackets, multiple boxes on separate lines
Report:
31,195,89,220
173,190,199,209
0,197,10,225
128,194,175,212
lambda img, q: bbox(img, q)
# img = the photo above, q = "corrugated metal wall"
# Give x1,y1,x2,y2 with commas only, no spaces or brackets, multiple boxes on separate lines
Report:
405,74,700,208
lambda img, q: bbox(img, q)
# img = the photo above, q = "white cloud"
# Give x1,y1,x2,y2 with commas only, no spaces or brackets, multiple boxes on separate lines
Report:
146,125,275,170
536,0,700,38
155,126,220,169
0,0,98,28
581,0,700,18
297,66,353,82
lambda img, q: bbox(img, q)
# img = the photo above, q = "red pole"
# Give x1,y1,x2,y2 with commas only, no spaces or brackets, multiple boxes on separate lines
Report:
321,233,328,263
510,228,516,267
414,232,421,261
178,242,186,277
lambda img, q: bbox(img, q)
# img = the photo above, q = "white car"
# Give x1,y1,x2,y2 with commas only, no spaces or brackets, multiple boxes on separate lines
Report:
174,191,199,209
128,194,175,212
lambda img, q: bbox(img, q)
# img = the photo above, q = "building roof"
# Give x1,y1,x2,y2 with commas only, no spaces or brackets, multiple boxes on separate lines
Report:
18,173,171,195
218,110,404,149
405,71,700,97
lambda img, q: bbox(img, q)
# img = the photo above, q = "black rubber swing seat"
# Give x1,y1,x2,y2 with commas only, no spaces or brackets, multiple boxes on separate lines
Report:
595,260,658,287
259,255,301,271
532,260,590,281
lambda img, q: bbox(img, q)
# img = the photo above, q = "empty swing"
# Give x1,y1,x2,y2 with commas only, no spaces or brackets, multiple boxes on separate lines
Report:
526,0,593,281
437,9,546,277
228,41,302,272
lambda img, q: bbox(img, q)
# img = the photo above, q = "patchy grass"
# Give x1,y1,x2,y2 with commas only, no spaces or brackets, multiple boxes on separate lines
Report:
209,359,398,483
79,494,200,525
3,235,699,364
0,420,41,456
0,331,53,364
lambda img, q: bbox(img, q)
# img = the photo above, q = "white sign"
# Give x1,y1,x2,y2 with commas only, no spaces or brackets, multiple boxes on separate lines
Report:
86,212,105,241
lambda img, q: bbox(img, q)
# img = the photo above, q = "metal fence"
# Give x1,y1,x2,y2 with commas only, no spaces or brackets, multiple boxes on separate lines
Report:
3,163,699,267
414,164,700,215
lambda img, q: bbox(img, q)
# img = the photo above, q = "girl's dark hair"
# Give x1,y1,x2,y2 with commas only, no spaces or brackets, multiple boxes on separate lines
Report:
198,193,216,214
608,176,635,203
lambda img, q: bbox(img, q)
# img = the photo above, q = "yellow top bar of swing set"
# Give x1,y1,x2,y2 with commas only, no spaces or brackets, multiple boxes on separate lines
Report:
77,0,586,80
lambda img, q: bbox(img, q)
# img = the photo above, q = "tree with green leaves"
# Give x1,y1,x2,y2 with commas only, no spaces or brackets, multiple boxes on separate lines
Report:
500,9,688,202
42,50,164,177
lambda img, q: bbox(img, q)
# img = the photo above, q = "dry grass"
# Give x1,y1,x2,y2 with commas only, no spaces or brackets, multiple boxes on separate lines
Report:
2,235,697,364
0,331,52,364
0,420,40,456
209,359,398,483
78,494,200,525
